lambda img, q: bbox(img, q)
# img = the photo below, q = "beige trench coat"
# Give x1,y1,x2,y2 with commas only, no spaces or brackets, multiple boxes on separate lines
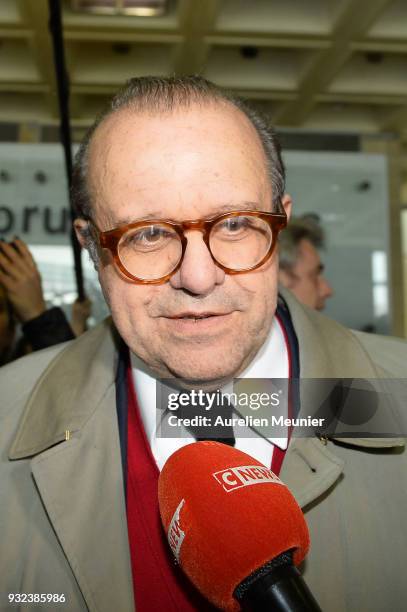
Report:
1,290,406,611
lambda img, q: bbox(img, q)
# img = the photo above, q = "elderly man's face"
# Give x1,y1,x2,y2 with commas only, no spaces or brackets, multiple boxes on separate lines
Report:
78,103,291,384
279,238,333,311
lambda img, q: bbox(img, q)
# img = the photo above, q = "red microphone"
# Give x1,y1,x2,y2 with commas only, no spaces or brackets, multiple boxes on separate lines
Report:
158,441,321,611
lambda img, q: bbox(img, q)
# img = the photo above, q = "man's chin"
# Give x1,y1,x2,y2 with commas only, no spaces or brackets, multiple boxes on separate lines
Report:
163,356,243,389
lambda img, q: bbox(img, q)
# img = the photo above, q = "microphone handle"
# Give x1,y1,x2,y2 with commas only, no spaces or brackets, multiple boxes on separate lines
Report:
238,563,323,612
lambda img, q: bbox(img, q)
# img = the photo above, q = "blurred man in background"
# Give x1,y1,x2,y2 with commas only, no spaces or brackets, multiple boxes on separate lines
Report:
278,215,333,310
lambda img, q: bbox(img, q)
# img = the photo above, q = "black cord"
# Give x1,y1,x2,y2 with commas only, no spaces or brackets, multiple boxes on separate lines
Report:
48,0,85,301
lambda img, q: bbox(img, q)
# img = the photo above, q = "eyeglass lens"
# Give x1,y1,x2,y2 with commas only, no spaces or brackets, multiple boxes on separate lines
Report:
117,215,273,281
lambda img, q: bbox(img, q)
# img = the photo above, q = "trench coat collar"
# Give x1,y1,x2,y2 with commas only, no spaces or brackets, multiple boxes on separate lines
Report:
275,289,405,507
8,318,135,612
9,318,119,460
279,288,405,450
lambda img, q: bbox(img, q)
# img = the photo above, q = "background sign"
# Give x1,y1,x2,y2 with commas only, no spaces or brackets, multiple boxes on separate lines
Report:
0,143,74,245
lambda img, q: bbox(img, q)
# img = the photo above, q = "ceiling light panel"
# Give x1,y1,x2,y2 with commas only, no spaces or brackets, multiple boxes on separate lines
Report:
329,53,407,97
367,0,407,39
215,0,344,36
0,93,50,122
67,41,173,84
0,40,41,83
204,46,317,91
70,0,168,17
302,103,392,132
0,0,21,24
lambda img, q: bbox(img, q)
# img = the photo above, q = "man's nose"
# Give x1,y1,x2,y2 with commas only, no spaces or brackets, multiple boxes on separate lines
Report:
169,232,225,295
320,276,333,299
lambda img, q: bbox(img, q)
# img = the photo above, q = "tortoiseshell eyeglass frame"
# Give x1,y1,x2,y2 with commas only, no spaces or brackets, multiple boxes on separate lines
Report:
88,209,287,285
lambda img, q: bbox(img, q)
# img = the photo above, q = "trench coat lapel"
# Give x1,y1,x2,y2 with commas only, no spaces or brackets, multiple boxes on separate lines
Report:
9,320,135,612
283,288,405,443
277,289,404,508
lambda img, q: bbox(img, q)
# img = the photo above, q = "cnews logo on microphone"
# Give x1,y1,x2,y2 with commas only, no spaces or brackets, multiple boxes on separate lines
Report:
213,465,283,493
168,499,186,561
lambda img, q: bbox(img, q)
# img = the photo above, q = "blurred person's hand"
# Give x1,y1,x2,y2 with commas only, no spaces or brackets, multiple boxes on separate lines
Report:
71,297,92,336
0,283,16,361
0,238,47,323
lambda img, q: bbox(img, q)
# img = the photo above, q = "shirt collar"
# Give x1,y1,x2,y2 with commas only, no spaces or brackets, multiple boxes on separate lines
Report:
130,316,289,453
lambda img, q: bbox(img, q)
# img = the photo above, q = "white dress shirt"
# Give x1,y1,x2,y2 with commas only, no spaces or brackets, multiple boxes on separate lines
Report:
131,316,289,470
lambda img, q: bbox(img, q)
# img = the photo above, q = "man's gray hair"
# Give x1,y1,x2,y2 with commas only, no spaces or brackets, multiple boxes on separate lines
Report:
70,75,286,261
279,215,325,271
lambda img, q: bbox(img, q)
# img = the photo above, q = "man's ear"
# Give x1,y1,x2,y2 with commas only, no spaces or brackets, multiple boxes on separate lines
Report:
278,269,295,289
281,193,292,221
73,219,89,249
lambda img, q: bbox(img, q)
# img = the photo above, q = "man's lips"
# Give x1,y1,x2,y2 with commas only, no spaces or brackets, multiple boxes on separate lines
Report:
161,311,235,333
165,311,232,320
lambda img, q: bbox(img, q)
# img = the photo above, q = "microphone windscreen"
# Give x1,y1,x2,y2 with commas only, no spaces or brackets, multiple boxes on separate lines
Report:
158,441,309,611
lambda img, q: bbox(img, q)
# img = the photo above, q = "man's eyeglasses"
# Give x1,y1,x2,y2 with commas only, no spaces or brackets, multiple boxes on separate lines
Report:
89,210,287,284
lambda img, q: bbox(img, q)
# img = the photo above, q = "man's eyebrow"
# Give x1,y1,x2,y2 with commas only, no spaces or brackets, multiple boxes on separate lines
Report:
113,202,262,225
114,212,164,225
212,202,261,215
